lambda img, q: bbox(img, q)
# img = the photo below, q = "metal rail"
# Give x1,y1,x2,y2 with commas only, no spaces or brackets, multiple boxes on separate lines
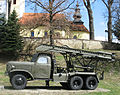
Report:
36,44,115,60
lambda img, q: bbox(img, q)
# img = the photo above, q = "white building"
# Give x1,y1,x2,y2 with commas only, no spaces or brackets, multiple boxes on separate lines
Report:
0,0,25,19
0,0,7,19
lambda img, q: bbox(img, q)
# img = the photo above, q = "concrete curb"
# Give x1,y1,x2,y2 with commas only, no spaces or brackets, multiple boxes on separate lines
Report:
0,86,4,90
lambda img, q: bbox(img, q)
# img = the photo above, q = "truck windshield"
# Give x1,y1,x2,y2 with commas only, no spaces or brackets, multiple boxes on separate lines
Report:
37,57,48,64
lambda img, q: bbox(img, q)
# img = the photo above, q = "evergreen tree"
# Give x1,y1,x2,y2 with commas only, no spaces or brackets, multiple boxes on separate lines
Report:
0,17,7,50
0,10,23,55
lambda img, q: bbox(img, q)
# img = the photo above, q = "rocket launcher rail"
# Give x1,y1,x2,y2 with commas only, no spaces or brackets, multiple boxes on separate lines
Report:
36,44,115,60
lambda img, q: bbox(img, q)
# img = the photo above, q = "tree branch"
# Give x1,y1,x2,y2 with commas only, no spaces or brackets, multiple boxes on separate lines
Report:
83,0,87,8
53,0,75,16
102,0,109,9
29,0,50,12
53,0,66,12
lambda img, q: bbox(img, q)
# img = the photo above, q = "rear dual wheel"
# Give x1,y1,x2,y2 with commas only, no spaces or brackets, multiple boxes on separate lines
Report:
85,76,98,90
69,76,83,90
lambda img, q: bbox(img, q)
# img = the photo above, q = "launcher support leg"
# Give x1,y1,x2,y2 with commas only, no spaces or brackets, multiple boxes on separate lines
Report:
100,71,104,80
46,80,49,87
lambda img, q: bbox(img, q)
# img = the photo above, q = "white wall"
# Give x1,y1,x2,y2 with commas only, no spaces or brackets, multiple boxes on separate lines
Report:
0,0,7,19
11,0,25,18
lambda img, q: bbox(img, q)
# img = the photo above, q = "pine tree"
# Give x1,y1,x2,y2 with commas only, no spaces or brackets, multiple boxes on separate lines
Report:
0,17,7,50
0,10,23,55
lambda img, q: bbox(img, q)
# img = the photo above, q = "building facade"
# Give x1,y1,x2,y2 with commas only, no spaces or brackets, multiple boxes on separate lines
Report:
20,2,89,40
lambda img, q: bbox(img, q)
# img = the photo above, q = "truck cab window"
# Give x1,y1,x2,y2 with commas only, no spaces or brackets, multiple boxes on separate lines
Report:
37,57,48,64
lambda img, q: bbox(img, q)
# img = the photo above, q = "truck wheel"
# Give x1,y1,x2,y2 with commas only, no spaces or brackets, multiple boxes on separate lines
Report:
60,82,69,89
11,74,27,90
85,76,98,90
69,76,83,90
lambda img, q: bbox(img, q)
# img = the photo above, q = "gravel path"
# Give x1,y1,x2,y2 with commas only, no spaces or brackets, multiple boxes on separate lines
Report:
0,86,110,95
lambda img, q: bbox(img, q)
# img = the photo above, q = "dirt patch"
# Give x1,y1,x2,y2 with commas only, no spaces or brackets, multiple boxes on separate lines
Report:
0,86,110,95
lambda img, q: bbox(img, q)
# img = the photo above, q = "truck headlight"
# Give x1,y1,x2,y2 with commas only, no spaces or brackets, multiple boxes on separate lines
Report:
11,65,15,69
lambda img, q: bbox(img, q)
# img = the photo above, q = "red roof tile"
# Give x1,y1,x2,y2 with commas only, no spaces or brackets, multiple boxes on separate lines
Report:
19,13,64,25
19,13,89,33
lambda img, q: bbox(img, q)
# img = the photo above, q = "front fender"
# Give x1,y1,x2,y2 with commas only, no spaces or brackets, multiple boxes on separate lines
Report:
9,69,34,80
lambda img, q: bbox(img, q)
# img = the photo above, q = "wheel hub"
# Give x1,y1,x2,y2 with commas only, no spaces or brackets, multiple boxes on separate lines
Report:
15,77,24,85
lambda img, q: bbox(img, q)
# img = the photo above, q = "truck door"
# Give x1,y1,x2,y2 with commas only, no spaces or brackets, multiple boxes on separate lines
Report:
34,56,51,79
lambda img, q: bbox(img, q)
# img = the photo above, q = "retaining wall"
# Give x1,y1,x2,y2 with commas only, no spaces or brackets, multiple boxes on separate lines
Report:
23,38,120,51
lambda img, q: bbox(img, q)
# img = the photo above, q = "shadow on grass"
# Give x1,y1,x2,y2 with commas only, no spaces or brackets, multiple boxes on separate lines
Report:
4,86,65,90
4,86,91,90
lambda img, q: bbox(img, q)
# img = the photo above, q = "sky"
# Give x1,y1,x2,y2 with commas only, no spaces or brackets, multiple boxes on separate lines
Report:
25,0,118,42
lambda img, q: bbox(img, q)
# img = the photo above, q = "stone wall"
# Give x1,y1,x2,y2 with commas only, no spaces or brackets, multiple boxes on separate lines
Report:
23,38,120,52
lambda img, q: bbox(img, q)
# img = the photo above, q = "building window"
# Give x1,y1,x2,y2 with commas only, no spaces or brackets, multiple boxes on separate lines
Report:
73,35,77,39
31,31,34,37
44,32,48,37
13,0,16,4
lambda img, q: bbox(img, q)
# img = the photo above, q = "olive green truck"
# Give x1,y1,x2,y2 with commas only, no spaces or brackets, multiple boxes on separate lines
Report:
5,44,114,90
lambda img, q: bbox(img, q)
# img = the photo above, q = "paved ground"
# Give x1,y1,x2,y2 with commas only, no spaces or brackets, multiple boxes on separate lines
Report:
0,86,110,95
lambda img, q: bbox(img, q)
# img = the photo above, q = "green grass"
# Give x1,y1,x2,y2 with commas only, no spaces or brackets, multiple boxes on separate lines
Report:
83,72,120,95
0,64,10,86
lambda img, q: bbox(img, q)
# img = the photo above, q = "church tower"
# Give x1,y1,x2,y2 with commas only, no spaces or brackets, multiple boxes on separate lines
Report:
73,1,84,25
10,0,25,18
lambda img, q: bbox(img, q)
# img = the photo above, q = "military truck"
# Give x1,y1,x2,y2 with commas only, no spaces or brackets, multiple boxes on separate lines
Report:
5,44,115,90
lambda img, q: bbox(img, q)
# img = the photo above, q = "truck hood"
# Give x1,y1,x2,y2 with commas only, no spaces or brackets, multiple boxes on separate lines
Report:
8,61,34,65
6,61,34,72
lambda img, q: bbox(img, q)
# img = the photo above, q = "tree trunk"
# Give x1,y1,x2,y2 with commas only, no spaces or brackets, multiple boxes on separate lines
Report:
88,8,94,40
49,13,54,45
108,7,112,43
83,0,94,40
8,0,11,16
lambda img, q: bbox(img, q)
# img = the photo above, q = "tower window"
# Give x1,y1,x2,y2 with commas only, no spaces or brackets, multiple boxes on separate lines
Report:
13,0,16,4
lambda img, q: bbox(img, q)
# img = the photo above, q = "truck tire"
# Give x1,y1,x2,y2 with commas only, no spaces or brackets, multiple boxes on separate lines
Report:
11,74,27,90
69,76,83,90
85,76,98,90
60,82,69,89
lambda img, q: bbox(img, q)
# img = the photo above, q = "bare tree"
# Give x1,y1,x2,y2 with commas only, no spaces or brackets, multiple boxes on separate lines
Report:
28,0,75,45
102,0,114,43
82,0,94,40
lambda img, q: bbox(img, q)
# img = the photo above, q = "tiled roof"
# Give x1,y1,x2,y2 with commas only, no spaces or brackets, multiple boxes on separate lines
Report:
19,13,89,33
19,13,64,26
70,22,89,32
